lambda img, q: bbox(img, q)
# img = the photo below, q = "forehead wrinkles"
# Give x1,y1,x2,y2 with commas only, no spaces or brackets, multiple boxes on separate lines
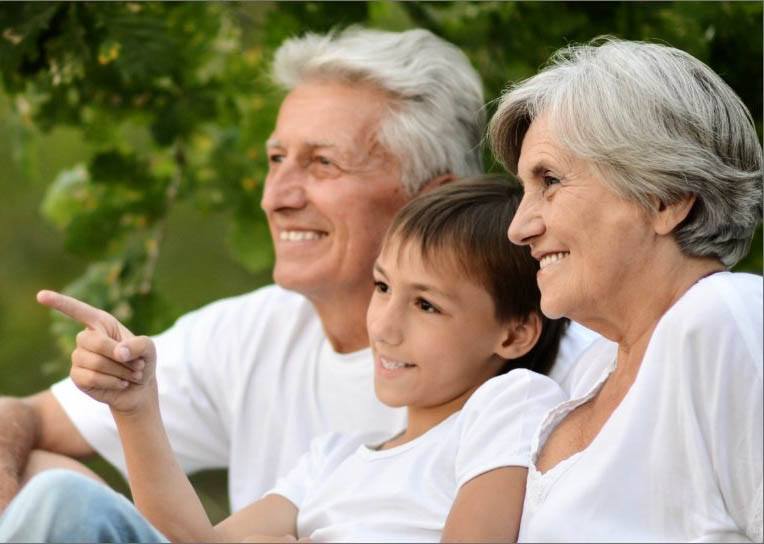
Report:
520,119,580,176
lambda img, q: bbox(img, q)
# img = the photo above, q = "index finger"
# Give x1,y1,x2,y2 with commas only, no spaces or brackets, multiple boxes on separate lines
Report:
37,290,107,331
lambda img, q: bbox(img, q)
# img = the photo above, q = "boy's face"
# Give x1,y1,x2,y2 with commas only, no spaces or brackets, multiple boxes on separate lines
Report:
367,236,509,412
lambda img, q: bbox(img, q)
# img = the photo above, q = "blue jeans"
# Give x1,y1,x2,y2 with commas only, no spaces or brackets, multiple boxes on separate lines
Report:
0,469,168,543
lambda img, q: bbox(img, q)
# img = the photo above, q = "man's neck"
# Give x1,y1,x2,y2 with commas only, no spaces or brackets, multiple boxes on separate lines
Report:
310,286,372,354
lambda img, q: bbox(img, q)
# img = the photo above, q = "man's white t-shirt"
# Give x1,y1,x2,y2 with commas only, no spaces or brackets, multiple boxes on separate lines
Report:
269,370,565,542
51,284,597,511
519,272,763,542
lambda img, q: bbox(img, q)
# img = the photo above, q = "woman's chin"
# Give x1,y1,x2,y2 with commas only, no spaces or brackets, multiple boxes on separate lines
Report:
540,296,567,320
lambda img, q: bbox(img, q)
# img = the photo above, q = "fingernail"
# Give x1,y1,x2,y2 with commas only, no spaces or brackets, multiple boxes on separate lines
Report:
116,346,130,362
120,380,129,388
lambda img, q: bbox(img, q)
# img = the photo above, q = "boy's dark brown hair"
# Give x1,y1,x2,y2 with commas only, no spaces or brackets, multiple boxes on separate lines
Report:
384,175,569,376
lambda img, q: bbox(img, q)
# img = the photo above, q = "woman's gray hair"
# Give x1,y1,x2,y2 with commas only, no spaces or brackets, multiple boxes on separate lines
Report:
272,26,485,195
489,37,763,268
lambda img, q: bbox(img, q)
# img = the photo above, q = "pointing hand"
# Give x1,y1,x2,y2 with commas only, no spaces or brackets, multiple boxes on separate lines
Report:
37,290,158,414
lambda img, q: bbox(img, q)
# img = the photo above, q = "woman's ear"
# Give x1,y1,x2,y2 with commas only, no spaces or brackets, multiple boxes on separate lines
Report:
653,194,696,235
494,312,542,360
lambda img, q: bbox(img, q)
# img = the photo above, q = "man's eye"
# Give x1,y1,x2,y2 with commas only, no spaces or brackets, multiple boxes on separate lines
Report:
268,154,284,164
315,156,333,166
374,281,389,294
415,298,439,314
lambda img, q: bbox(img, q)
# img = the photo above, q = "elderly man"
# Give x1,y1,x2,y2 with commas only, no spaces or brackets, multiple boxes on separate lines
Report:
0,26,595,517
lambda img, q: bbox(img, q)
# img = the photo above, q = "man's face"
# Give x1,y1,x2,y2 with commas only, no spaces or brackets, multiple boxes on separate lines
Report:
261,81,410,301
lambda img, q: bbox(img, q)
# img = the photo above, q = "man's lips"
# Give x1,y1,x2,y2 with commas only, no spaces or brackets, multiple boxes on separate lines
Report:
278,229,328,242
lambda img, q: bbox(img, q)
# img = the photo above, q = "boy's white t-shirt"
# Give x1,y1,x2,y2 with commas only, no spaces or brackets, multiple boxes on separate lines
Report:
519,272,763,542
269,369,566,543
50,284,597,511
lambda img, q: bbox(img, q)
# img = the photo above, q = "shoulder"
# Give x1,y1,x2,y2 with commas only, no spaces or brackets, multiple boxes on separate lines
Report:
154,285,317,339
667,272,760,322
181,284,311,322
462,370,566,425
656,272,762,371
454,371,565,477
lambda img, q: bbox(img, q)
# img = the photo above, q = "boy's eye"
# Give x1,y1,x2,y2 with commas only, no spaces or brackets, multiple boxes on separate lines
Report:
374,281,389,294
415,297,439,314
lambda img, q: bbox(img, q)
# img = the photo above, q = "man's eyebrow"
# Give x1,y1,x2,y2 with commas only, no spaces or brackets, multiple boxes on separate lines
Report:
265,138,338,149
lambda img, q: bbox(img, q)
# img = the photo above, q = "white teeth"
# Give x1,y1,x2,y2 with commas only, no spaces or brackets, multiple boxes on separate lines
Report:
539,252,569,269
279,230,326,242
380,357,414,370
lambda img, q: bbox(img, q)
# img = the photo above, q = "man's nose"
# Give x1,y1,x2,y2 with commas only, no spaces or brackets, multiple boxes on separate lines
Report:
261,160,308,212
508,194,544,246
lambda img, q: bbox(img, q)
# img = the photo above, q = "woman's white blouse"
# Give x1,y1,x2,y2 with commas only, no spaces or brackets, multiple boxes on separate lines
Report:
519,272,763,543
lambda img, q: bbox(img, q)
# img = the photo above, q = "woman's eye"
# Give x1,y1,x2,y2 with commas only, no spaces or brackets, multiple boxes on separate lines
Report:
374,281,389,294
268,153,284,164
415,298,439,314
542,174,560,187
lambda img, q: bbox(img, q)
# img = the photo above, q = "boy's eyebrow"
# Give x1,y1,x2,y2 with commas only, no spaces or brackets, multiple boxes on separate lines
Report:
410,282,454,301
375,260,456,301
373,262,389,278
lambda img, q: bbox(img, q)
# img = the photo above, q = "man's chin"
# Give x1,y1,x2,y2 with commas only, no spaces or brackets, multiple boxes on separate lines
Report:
272,267,321,296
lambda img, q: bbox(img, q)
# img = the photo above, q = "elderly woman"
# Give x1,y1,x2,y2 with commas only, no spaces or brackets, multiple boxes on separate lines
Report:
489,38,763,541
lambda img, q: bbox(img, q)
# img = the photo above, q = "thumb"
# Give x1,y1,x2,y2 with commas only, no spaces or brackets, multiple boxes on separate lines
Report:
114,336,156,364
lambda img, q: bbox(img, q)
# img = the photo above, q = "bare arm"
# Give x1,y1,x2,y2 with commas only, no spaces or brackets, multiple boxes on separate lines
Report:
0,391,96,511
441,466,527,543
117,395,297,542
0,397,39,510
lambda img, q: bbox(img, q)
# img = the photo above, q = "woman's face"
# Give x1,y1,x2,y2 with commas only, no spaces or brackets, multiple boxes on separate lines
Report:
508,114,657,325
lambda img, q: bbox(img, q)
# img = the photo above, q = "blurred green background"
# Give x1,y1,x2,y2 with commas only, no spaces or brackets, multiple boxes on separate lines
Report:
1,1,761,521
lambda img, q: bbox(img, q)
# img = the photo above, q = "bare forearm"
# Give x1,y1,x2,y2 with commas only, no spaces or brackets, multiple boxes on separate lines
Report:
112,392,220,543
0,398,41,509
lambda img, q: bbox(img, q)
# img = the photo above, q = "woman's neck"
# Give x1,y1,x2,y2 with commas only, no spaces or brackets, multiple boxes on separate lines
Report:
601,254,724,381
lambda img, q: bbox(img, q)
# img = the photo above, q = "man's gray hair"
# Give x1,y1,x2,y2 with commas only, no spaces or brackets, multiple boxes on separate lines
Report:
489,37,763,268
272,26,485,195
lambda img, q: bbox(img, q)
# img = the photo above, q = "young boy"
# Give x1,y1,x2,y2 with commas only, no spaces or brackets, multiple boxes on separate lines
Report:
3,177,567,542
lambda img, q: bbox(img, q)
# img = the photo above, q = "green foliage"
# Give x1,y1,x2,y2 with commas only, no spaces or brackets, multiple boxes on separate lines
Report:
0,1,761,365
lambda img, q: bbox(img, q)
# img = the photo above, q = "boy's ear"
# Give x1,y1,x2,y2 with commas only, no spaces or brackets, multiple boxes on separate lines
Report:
494,313,542,360
416,173,455,195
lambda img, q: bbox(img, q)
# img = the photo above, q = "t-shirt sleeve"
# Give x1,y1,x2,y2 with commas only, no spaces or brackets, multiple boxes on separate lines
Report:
454,370,566,489
51,298,243,475
265,433,343,509
695,276,763,541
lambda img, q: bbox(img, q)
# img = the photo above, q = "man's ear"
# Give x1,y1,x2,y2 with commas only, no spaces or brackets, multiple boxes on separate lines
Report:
416,173,455,195
653,194,696,236
494,313,542,361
